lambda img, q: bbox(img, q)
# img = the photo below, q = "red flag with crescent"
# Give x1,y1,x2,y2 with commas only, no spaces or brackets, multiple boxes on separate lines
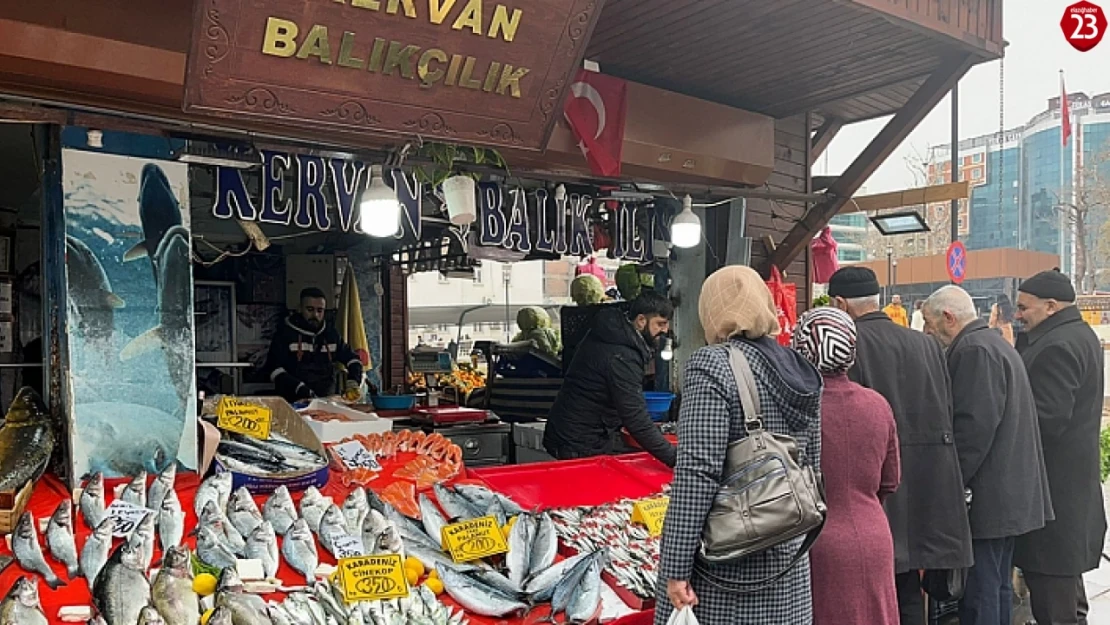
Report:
563,69,628,177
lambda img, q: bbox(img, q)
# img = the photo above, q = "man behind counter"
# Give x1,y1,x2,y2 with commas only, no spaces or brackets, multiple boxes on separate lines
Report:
544,291,677,467
265,287,367,402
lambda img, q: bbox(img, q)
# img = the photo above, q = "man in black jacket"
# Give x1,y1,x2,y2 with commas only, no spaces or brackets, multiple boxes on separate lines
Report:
264,287,366,402
544,292,677,467
922,285,1052,625
1014,270,1106,625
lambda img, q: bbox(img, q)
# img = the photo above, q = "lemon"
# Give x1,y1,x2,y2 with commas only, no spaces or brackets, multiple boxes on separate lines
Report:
501,525,511,538
405,567,420,587
201,609,215,625
424,577,445,595
193,573,218,597
428,569,439,580
403,556,425,577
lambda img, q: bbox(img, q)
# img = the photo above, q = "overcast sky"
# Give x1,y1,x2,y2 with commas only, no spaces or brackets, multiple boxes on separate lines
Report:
816,0,1110,193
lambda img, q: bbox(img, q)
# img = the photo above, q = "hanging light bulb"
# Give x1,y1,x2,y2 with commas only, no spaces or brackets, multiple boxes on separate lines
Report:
660,336,674,361
671,194,701,248
360,165,402,238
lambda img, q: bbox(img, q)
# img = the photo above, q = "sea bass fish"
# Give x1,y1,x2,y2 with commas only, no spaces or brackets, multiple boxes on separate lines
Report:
80,517,113,585
198,500,246,555
436,564,528,618
158,487,186,552
147,463,176,512
120,471,148,508
281,519,318,585
128,510,157,571
194,472,233,517
342,487,370,534
12,513,64,590
0,388,55,493
195,525,237,571
152,546,199,625
226,487,263,538
0,577,47,625
79,472,106,530
45,501,80,580
92,541,151,625
245,521,279,580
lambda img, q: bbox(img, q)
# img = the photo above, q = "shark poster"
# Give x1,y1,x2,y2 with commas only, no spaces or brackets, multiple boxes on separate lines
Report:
63,149,197,479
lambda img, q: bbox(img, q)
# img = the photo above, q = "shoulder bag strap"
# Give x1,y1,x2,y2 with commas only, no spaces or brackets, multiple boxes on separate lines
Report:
693,530,823,594
725,343,762,429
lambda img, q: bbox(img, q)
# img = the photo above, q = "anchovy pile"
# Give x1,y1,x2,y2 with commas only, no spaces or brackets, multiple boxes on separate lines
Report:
550,500,661,599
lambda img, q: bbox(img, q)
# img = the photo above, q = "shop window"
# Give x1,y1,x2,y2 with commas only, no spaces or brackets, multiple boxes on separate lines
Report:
972,153,983,164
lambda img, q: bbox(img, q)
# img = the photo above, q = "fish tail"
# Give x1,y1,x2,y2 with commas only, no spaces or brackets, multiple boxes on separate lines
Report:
67,564,79,579
45,574,67,590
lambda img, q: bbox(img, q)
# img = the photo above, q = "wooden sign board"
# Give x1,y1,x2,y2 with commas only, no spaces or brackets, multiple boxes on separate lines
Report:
183,0,606,151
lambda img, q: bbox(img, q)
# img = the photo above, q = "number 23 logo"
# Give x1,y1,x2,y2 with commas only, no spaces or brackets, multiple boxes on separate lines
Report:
1061,1,1107,52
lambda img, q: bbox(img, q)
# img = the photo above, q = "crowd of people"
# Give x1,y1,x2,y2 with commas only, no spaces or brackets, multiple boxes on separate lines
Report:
656,265,1107,625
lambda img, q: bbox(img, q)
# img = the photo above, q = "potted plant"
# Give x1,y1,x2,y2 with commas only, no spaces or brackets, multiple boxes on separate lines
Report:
414,143,507,226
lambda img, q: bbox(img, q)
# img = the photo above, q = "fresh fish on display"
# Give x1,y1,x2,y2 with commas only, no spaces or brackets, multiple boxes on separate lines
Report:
216,568,272,625
522,552,592,602
120,471,148,508
245,521,280,580
264,485,299,535
147,464,176,513
158,488,186,552
465,568,524,599
12,513,65,590
417,494,448,547
286,592,326,625
365,488,388,516
529,512,558,577
0,388,55,494
371,525,405,561
547,551,605,623
343,487,370,533
45,500,80,580
92,541,151,625
207,607,235,625
361,509,390,552
137,606,166,625
267,603,298,625
550,500,661,599
152,546,200,625
195,525,238,571
313,581,349,623
299,487,331,534
129,511,157,571
79,472,107,530
80,517,113,585
384,506,439,551
453,484,524,517
506,513,536,587
432,484,480,521
195,472,233,517
435,564,528,618
484,498,507,528
223,432,328,472
283,519,319,585
0,577,48,625
316,504,350,557
199,500,246,555
566,555,604,624
227,487,264,537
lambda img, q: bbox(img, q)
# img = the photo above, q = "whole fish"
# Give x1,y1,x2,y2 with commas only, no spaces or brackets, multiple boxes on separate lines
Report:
361,509,390,552
226,487,263,538
45,500,80,580
0,577,47,625
342,488,370,534
0,388,55,493
312,582,348,623
566,556,603,624
365,489,387,515
287,592,326,625
385,506,439,551
455,484,524,517
466,567,525,599
195,472,233,517
196,525,238,571
263,485,298,535
299,487,331,534
92,541,151,625
282,519,319,585
316,505,349,556
245,521,279,580
417,495,448,547
137,606,166,625
548,552,601,621
152,546,199,625
485,498,508,528
266,603,297,625
372,525,404,560
506,513,536,587
147,464,176,513
121,471,148,508
12,513,64,590
199,500,246,555
433,484,480,521
128,511,157,571
523,552,592,602
79,472,107,530
436,564,528,618
80,517,113,585
529,512,558,577
158,487,186,552
216,568,272,625
207,607,234,625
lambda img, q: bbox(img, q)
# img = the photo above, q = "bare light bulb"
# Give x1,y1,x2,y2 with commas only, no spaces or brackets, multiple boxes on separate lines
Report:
361,165,402,238
671,195,701,248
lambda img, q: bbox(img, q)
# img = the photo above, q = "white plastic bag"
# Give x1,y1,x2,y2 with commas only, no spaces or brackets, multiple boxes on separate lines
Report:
666,606,700,625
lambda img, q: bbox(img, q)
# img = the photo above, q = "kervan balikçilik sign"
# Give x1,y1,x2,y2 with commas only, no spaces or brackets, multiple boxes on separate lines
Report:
183,0,606,150
211,151,657,262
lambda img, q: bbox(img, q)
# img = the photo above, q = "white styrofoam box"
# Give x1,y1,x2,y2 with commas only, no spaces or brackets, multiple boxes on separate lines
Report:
299,399,392,443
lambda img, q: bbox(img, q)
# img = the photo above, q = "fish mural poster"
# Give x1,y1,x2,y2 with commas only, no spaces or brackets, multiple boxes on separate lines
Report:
63,149,197,479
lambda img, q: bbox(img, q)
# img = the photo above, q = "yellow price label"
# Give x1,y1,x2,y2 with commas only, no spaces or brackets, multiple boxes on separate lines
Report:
441,515,509,563
216,397,273,440
337,554,409,602
631,496,669,537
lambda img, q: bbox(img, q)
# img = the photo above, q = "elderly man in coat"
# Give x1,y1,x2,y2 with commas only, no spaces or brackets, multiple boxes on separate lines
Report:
828,267,973,625
921,285,1053,625
1014,270,1107,625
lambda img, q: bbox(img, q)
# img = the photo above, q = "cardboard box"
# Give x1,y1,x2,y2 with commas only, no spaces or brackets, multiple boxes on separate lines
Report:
298,399,392,443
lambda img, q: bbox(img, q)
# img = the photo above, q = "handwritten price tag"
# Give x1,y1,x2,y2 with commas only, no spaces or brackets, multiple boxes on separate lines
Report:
631,496,670,537
331,441,382,472
103,500,152,538
330,534,365,560
1061,0,1106,52
338,554,409,602
441,516,508,563
217,397,273,440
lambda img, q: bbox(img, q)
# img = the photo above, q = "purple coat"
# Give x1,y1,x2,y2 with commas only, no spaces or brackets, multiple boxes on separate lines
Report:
811,374,901,625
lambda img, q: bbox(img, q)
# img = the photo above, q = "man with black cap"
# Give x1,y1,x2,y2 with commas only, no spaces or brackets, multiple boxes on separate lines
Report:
1014,269,1106,625
828,266,973,625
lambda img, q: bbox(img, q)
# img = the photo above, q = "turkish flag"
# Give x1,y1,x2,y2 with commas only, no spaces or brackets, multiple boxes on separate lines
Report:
563,69,627,177
1061,71,1072,147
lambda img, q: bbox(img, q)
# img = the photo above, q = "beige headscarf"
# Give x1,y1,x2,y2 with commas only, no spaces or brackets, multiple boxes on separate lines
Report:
698,265,781,345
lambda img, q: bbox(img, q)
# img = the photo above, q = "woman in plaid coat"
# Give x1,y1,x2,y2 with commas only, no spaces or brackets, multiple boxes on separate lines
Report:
656,266,823,625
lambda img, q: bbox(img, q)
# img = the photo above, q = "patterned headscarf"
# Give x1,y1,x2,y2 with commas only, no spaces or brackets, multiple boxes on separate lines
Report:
698,266,780,345
791,307,857,374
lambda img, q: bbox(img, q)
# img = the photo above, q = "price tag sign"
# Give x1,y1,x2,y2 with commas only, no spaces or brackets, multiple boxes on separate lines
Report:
441,516,509,563
1061,0,1107,52
337,554,409,602
217,397,273,440
331,441,382,472
330,534,365,560
631,496,670,537
103,500,152,538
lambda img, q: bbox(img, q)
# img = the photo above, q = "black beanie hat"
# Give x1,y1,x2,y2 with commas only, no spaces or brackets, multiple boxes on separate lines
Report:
1018,269,1076,302
827,266,881,299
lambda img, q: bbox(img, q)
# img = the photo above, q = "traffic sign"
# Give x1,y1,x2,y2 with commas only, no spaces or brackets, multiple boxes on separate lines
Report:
946,241,967,285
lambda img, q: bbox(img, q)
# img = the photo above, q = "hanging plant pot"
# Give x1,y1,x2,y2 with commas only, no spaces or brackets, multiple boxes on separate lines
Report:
442,175,477,225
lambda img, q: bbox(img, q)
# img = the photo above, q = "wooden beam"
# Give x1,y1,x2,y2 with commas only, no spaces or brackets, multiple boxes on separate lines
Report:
841,181,971,213
768,54,975,271
810,117,843,163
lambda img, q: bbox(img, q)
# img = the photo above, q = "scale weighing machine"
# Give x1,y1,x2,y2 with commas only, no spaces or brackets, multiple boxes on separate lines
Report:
408,347,454,388
407,347,489,425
